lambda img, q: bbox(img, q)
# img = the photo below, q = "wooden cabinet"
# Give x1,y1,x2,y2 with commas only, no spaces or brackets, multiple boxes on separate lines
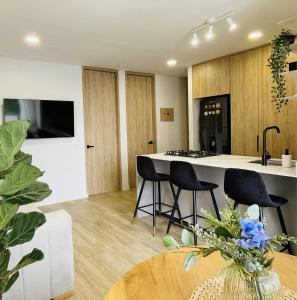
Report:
258,45,289,159
192,57,230,99
230,49,259,156
191,45,297,158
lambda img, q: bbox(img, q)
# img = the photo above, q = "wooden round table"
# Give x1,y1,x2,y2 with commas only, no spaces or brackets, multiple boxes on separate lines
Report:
104,249,297,300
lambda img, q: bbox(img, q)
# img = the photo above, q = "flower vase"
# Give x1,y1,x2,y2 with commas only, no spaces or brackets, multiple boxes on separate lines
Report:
223,269,284,300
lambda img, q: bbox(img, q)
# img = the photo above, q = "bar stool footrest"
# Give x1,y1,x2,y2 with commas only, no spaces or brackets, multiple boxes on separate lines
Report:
180,214,204,220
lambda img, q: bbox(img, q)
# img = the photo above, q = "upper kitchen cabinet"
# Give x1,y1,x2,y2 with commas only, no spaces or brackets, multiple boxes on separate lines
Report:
258,45,289,159
192,56,231,99
230,49,259,156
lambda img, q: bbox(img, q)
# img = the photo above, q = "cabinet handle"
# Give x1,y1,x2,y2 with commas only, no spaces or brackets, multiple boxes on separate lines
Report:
147,141,154,145
87,145,95,149
256,135,259,152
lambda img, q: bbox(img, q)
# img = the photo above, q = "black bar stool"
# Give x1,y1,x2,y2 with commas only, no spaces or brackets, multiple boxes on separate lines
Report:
132,156,181,236
224,168,293,255
166,161,220,244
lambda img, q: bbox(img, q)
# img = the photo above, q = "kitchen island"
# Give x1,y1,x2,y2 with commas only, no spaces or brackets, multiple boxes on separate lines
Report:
135,154,297,253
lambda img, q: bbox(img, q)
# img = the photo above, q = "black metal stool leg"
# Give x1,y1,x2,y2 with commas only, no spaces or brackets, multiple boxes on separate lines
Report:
233,202,238,210
276,207,293,255
152,181,156,236
169,181,182,222
193,191,198,245
259,207,264,222
158,181,161,214
166,188,181,234
210,190,221,221
131,179,146,224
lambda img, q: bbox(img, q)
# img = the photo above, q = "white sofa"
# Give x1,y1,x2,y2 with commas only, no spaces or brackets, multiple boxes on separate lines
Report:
3,205,74,300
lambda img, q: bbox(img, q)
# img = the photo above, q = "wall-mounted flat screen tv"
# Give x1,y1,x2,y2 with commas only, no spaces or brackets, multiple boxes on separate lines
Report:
3,98,75,139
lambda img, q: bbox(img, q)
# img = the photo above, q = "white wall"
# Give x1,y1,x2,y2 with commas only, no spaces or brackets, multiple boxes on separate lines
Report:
118,71,130,191
0,56,188,200
0,57,88,205
155,75,188,152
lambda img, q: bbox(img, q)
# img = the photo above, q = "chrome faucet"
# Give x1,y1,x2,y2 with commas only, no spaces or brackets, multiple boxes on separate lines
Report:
262,126,280,166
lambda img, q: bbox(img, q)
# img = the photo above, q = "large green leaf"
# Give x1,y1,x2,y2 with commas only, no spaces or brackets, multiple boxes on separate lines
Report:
0,151,32,177
8,248,44,275
0,203,18,230
5,181,52,206
184,252,198,271
0,120,30,172
10,151,32,173
163,235,180,249
247,204,260,220
0,271,19,294
4,212,46,247
0,164,43,196
13,151,32,166
181,229,194,246
0,250,10,277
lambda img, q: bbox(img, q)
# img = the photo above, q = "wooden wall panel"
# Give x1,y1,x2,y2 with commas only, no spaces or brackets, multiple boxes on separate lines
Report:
287,52,297,159
192,56,230,99
258,45,289,159
230,49,259,156
83,68,121,195
126,73,156,187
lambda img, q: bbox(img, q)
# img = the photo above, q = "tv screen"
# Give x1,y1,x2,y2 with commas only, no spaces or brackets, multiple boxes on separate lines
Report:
3,99,74,139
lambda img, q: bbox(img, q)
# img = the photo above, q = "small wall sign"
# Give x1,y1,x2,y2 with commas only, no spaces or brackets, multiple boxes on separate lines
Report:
160,108,174,121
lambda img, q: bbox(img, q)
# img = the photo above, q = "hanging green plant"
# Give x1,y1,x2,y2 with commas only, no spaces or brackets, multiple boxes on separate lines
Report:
267,29,295,112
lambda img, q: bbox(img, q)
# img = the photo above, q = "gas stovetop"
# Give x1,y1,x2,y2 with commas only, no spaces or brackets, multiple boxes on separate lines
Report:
164,150,215,158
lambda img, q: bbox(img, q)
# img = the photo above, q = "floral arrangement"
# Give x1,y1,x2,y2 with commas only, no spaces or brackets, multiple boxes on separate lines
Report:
163,199,297,280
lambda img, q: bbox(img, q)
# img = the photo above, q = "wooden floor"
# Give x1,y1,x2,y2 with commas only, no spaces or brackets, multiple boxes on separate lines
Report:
41,189,181,300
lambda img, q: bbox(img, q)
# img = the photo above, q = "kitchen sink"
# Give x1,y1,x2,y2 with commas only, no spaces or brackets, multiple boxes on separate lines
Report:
249,159,295,167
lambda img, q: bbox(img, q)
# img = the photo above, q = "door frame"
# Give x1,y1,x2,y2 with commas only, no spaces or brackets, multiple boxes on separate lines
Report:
125,71,157,153
83,66,122,194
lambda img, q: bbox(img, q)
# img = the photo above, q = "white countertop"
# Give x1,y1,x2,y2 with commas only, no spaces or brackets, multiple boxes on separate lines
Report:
143,153,297,178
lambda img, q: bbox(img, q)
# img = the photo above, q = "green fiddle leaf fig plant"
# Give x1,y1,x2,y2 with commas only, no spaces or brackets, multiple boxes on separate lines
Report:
267,29,296,112
0,120,52,299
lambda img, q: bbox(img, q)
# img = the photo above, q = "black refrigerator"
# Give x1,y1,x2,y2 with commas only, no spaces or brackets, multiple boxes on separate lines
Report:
199,95,231,154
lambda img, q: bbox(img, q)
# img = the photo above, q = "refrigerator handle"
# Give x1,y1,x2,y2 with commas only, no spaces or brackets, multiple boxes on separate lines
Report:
256,135,259,153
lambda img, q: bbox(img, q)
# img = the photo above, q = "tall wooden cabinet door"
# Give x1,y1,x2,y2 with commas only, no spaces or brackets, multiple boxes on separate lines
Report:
192,57,230,99
126,73,156,187
258,45,289,159
83,69,121,195
230,49,259,156
287,52,297,159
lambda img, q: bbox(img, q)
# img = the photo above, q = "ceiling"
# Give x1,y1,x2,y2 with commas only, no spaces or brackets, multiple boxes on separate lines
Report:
0,0,296,76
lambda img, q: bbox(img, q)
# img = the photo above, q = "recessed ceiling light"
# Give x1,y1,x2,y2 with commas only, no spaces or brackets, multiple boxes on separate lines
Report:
167,59,177,66
248,31,263,40
191,33,200,46
24,34,41,46
226,17,238,31
205,25,215,40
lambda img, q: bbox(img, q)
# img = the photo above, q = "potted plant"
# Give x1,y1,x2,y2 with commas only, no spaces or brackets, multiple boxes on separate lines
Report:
267,29,296,112
163,200,297,299
0,120,52,299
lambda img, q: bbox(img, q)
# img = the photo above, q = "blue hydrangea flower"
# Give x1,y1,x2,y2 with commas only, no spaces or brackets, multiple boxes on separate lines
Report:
237,218,269,250
240,219,264,238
